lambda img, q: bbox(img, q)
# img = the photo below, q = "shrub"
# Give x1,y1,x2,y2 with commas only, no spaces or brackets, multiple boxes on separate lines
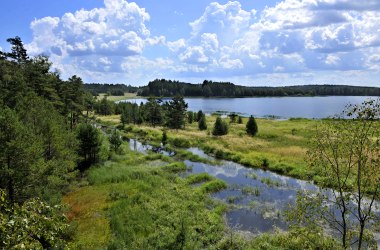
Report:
212,117,228,136
171,137,191,148
246,115,258,136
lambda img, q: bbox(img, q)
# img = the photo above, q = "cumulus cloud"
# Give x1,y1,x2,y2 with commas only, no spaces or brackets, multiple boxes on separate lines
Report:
25,0,380,86
26,0,167,82
163,0,380,84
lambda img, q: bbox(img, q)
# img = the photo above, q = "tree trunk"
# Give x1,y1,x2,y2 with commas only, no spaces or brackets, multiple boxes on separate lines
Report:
358,222,365,249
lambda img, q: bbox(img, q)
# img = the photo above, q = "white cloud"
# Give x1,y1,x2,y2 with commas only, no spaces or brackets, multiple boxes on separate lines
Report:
167,39,186,52
25,0,380,86
26,0,162,81
190,1,254,43
325,54,340,65
163,0,380,83
179,46,209,64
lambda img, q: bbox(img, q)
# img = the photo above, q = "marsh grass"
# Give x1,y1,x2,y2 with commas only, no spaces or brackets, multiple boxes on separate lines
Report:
65,126,341,249
97,114,318,181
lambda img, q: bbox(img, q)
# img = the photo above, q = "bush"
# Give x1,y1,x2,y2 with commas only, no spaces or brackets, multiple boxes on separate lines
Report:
246,115,258,136
171,137,191,148
198,114,207,131
212,117,228,136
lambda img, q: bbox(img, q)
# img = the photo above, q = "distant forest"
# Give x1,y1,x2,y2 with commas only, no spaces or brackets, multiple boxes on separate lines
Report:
137,79,380,97
84,79,380,97
84,83,138,96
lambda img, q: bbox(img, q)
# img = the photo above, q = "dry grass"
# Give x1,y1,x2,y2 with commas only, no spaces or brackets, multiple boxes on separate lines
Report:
97,92,138,101
63,186,112,249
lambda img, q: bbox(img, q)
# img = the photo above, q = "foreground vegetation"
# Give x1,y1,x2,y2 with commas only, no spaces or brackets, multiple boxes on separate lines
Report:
64,138,340,249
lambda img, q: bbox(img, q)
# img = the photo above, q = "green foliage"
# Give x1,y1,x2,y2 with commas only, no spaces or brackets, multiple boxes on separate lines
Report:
187,111,194,124
198,179,227,193
171,137,191,148
109,129,122,152
0,107,43,203
247,227,342,250
95,96,115,115
162,130,168,145
212,116,229,136
145,96,163,127
246,115,258,136
229,113,238,123
198,113,208,131
0,190,69,249
196,110,203,122
81,150,226,249
162,162,187,173
301,98,380,249
139,78,380,97
76,123,102,170
165,95,188,129
186,173,213,184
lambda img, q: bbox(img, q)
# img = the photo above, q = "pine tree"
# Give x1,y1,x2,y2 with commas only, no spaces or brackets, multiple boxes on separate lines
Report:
198,114,207,131
196,110,204,122
187,111,194,124
165,95,188,129
229,113,238,123
246,115,258,136
109,129,122,152
145,97,162,127
212,116,228,136
77,124,101,170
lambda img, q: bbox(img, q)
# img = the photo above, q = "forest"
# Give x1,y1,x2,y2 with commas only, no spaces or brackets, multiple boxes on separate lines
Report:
137,79,380,97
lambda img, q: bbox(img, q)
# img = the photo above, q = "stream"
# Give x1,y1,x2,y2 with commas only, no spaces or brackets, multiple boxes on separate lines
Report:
128,138,380,245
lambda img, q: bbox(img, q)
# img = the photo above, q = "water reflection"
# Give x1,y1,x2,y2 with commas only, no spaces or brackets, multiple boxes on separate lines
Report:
129,138,379,244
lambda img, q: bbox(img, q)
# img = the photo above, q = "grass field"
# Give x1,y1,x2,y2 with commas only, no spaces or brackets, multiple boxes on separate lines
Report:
97,92,138,101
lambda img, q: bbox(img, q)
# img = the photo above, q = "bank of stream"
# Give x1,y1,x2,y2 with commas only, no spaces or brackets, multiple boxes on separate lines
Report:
128,138,380,245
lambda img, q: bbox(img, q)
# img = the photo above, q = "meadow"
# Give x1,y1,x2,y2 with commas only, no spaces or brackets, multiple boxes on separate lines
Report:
98,115,318,181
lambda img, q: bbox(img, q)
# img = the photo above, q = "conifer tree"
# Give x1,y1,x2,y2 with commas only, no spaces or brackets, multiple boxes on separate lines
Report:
198,114,207,131
212,116,228,136
165,95,188,129
246,115,258,136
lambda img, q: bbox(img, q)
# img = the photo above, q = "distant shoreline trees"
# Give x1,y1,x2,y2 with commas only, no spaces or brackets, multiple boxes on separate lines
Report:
137,79,380,97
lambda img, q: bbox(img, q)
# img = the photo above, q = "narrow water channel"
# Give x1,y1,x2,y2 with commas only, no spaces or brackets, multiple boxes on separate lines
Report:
129,139,380,245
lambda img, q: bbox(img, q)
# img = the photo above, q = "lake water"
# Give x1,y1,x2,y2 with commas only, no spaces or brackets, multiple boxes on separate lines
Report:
120,96,378,118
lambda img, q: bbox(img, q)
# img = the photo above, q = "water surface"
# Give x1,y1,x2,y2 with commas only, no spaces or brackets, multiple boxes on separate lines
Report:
120,96,377,118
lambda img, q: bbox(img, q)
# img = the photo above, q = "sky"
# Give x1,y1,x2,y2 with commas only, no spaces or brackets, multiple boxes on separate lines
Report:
1,0,380,87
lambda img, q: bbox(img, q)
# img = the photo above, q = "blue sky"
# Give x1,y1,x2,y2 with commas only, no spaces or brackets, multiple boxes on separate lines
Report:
1,0,380,87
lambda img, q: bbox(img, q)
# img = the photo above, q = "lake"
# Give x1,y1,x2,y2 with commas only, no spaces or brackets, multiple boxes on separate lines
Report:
120,96,378,119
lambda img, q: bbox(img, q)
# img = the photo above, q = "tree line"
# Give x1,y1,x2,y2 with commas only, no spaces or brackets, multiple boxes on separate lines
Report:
84,83,138,96
0,37,115,248
137,79,380,97
96,96,258,138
